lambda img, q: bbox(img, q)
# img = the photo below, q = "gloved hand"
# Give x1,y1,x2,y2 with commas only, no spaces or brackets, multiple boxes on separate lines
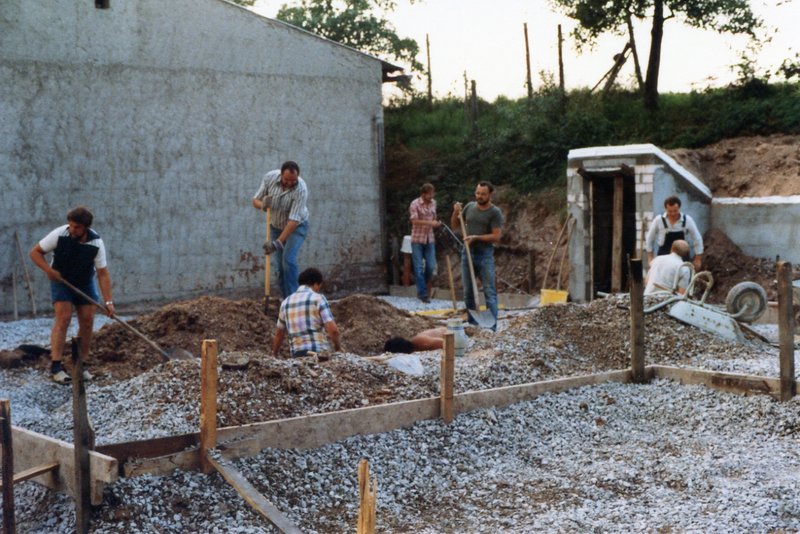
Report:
263,239,284,255
260,195,273,211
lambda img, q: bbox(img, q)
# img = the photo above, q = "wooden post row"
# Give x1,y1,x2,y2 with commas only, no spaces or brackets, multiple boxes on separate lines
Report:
200,340,218,473
777,262,795,401
628,258,646,383
441,333,455,423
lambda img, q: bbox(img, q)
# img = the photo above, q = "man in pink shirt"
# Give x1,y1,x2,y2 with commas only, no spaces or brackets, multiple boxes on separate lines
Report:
409,183,441,303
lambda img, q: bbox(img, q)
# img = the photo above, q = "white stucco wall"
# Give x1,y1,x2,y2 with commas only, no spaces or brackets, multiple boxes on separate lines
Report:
1,0,387,314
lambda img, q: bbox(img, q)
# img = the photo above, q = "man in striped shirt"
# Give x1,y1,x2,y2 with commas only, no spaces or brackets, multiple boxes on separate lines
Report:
272,268,342,358
252,160,310,298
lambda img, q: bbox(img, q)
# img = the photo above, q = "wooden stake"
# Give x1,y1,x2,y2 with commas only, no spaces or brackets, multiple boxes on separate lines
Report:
445,255,457,312
200,340,218,473
14,231,36,317
357,459,377,534
629,258,646,383
524,23,533,100
1,399,15,534
777,262,795,401
70,338,92,534
441,333,455,423
527,250,536,293
611,175,624,293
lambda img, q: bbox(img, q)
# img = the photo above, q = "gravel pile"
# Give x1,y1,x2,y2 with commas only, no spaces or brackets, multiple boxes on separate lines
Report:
3,294,800,532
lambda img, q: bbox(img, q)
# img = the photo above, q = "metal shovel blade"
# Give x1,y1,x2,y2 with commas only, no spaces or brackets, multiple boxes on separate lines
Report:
667,300,745,343
468,308,496,329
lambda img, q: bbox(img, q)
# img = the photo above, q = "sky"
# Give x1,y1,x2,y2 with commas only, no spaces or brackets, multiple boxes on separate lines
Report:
250,0,798,101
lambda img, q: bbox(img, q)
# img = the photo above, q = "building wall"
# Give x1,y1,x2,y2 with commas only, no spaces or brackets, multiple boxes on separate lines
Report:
0,0,386,314
712,197,800,264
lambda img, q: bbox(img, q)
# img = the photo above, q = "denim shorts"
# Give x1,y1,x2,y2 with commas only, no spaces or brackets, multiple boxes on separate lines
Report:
51,279,99,307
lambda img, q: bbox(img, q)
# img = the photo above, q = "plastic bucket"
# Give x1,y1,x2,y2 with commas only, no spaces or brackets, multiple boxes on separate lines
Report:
540,289,568,306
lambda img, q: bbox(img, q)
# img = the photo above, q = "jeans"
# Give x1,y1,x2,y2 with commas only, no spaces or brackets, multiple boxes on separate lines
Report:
461,247,498,327
411,242,437,299
271,220,308,299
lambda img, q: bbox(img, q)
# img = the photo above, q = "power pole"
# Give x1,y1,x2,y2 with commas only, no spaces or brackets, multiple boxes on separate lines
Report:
557,24,565,95
524,23,533,100
426,34,433,108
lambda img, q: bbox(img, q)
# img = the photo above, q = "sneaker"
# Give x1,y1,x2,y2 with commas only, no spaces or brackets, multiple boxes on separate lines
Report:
51,370,71,384
82,370,94,381
419,296,431,303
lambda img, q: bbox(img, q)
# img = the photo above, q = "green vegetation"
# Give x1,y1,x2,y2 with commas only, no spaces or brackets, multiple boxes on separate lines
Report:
384,82,800,236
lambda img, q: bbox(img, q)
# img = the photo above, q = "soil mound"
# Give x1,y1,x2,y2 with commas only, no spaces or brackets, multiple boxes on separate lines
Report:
702,228,777,302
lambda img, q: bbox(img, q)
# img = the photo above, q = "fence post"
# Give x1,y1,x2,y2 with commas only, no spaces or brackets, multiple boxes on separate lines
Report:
777,262,795,401
629,258,646,383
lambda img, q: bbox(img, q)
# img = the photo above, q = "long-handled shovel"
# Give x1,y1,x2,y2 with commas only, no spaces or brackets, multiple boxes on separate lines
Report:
458,211,497,329
58,278,193,361
264,207,272,314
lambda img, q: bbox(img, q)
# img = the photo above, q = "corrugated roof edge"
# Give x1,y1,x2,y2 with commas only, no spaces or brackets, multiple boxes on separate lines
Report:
568,143,712,200
220,0,404,75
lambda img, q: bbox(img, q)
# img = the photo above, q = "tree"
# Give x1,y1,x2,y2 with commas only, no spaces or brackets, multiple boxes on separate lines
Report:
551,0,761,109
276,0,423,72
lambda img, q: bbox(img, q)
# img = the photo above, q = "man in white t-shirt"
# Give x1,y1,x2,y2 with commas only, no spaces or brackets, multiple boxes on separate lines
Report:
29,206,114,384
645,239,691,295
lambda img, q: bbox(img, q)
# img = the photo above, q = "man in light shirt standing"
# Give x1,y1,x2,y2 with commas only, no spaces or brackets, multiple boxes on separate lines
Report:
646,195,704,271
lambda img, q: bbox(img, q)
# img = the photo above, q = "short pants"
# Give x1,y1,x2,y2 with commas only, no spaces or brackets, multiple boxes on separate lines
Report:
51,279,99,307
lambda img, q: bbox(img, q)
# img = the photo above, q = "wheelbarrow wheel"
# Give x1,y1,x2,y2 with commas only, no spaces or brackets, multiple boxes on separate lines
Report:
725,282,767,323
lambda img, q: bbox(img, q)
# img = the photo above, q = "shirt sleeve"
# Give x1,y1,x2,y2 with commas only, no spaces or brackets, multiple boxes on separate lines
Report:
409,199,422,222
253,170,279,200
38,226,64,253
319,296,334,324
276,304,287,330
491,207,504,230
686,215,704,254
287,181,309,222
94,239,108,269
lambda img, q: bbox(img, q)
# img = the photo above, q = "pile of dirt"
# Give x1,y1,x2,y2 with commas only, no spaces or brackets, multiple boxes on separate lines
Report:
701,228,778,302
669,134,800,197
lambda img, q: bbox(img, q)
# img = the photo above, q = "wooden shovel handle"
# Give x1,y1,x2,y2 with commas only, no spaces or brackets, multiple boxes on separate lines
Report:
458,210,481,306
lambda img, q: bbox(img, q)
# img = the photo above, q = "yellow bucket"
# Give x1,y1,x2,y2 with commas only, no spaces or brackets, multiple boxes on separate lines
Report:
540,289,568,306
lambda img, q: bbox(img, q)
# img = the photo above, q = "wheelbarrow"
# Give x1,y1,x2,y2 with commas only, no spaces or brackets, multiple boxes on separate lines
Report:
645,264,768,343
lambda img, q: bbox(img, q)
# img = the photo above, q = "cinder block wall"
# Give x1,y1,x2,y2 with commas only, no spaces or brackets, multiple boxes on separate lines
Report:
712,197,800,264
0,0,386,314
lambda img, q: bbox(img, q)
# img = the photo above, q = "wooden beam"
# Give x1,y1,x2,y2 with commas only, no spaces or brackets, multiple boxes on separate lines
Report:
611,175,624,292
206,454,302,534
0,462,59,490
650,365,781,398
777,261,796,401
629,258,646,383
9,426,117,506
1,399,15,534
357,459,376,534
71,337,92,534
441,333,455,423
200,340,218,473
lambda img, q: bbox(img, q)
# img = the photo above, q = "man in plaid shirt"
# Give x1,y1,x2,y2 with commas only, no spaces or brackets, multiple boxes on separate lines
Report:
272,268,341,358
409,183,442,303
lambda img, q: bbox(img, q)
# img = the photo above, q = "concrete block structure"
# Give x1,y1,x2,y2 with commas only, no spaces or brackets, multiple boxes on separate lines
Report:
0,0,398,314
566,144,712,302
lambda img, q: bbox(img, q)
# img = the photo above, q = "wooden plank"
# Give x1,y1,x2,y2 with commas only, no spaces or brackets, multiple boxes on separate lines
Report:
96,432,199,466
629,258,646,383
357,459,376,534
9,426,117,506
440,334,455,423
206,454,302,534
777,262,796,401
611,175,623,293
200,340,218,473
71,337,92,533
0,462,59,490
650,365,781,397
1,399,15,534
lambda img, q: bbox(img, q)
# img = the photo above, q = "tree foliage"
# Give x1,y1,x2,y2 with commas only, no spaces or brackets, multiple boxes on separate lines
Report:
276,0,422,71
550,0,761,109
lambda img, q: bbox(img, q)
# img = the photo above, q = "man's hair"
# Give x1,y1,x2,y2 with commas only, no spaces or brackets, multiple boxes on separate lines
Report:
67,206,94,227
281,160,300,174
298,267,323,286
671,239,690,258
420,183,435,194
477,181,495,193
664,195,682,208
384,337,414,353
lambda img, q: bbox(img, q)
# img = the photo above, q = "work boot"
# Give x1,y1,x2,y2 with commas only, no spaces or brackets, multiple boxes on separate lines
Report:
51,370,71,384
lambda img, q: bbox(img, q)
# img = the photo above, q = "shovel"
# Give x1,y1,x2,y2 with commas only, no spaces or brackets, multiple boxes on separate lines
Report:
264,207,272,314
58,278,194,361
458,210,497,329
